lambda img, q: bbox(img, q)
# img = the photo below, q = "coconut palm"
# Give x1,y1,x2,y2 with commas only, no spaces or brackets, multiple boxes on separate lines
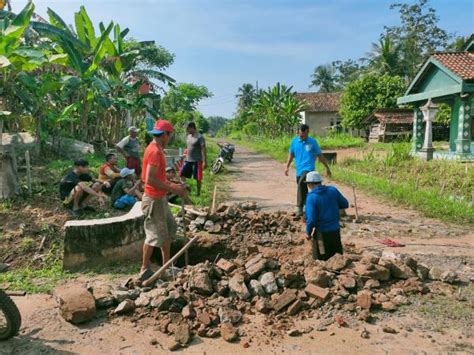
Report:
364,36,401,76
236,83,256,114
310,64,338,93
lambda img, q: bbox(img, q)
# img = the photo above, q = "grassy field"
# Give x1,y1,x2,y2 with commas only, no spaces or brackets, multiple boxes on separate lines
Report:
0,138,227,293
230,135,473,224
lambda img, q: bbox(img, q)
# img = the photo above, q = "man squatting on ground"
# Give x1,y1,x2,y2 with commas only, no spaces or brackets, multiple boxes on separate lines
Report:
140,119,188,281
285,124,332,218
305,171,349,260
59,159,106,217
180,121,207,196
116,126,142,175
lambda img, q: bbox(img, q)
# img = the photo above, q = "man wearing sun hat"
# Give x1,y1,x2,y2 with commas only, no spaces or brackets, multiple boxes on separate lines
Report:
111,167,142,209
305,171,349,261
140,119,188,282
116,126,142,175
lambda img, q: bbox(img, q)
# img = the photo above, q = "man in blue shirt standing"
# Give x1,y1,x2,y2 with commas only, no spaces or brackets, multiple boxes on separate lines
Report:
305,171,349,260
285,124,332,218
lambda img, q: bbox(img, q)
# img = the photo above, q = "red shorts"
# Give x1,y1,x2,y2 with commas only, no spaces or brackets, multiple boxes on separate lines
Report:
126,156,141,175
180,161,203,182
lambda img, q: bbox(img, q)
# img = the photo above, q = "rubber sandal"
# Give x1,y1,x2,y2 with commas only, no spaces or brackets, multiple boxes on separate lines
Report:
139,268,155,282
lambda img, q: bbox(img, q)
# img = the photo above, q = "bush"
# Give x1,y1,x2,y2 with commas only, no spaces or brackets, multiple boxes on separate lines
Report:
243,122,259,137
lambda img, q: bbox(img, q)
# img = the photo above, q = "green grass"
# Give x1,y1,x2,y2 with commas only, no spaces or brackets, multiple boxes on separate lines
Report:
417,283,474,333
332,165,474,224
229,132,365,159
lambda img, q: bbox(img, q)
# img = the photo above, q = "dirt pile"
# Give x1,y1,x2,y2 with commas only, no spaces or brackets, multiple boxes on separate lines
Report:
54,203,469,350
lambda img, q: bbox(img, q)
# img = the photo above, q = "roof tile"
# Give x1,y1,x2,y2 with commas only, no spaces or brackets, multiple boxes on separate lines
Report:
432,52,474,81
295,92,341,112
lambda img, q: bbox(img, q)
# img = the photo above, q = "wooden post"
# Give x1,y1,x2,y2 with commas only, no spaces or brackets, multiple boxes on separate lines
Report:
182,199,189,266
142,236,198,287
352,184,359,222
25,150,32,196
211,185,217,213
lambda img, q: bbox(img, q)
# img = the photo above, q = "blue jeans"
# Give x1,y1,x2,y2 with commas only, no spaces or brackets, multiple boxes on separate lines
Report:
114,195,137,209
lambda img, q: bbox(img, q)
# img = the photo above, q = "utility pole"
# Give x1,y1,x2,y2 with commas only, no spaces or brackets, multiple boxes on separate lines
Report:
256,80,259,92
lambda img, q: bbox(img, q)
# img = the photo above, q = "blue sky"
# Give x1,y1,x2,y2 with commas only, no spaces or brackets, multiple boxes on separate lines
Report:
14,0,474,117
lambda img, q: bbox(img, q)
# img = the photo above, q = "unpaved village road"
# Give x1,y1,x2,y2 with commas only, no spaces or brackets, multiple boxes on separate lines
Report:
2,144,473,355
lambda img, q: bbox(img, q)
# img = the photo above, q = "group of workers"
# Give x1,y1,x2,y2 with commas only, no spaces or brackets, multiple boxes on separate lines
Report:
59,118,348,282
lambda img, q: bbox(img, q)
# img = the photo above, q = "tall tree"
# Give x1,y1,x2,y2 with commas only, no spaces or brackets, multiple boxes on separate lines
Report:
340,74,406,129
384,0,451,80
236,83,256,113
310,64,338,92
364,36,401,76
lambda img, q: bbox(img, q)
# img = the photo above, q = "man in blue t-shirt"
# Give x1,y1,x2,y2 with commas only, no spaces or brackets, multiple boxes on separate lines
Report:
285,124,332,218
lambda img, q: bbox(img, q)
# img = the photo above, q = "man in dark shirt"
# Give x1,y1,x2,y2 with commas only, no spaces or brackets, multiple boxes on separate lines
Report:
59,159,105,217
180,122,207,196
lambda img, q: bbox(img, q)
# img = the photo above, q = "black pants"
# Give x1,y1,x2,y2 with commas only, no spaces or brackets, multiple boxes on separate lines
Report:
296,171,309,209
312,229,343,261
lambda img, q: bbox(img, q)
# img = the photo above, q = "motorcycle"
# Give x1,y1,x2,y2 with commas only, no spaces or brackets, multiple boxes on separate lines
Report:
0,265,21,341
211,142,235,174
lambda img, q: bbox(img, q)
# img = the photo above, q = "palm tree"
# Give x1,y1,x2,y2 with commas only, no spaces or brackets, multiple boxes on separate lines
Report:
236,83,256,114
365,36,401,76
310,65,338,92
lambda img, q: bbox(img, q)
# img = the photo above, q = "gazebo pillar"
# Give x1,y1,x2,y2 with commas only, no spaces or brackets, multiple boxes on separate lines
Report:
455,96,472,158
412,108,423,153
418,99,437,161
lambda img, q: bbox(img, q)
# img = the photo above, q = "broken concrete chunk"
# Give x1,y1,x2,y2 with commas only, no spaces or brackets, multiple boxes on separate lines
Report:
245,254,263,269
55,285,96,324
440,270,458,283
356,291,372,310
325,254,350,272
197,311,212,326
114,299,136,315
189,272,214,296
135,293,151,307
255,298,271,313
249,279,265,297
229,274,251,300
220,322,238,342
259,272,279,294
354,263,390,281
218,307,242,324
174,324,192,345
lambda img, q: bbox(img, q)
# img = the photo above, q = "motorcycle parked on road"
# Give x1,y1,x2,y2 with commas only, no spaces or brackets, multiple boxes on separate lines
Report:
0,265,21,341
211,142,235,174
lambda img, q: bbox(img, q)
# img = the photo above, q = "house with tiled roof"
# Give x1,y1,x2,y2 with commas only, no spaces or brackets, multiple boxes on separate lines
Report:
397,35,474,160
295,92,341,136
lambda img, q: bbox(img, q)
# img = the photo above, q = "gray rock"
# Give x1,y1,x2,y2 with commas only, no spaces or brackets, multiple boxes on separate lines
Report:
440,270,458,283
249,279,265,297
218,307,242,324
112,290,130,303
259,272,278,294
114,299,136,314
229,274,251,300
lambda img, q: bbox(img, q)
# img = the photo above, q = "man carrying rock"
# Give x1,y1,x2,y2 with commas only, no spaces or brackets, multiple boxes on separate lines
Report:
285,124,332,218
116,126,141,175
305,171,348,260
140,120,188,282
180,121,207,196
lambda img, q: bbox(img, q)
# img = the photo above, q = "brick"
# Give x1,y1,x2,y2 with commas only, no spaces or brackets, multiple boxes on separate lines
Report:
305,284,330,301
246,259,267,278
216,258,236,273
287,299,304,316
272,289,297,312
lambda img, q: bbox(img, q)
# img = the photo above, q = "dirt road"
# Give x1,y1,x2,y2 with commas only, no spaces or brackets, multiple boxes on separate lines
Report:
228,145,474,260
2,144,473,354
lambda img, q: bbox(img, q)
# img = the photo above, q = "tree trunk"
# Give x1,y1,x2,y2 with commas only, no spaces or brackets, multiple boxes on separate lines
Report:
0,146,20,199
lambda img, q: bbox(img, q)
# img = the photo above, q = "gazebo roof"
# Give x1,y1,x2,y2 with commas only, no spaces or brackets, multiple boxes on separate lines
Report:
398,49,474,105
365,109,413,125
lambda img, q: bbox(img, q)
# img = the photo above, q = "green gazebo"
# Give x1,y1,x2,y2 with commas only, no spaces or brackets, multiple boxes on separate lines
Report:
397,38,474,161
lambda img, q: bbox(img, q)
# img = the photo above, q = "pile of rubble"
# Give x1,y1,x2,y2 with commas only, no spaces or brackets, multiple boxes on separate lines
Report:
55,246,465,351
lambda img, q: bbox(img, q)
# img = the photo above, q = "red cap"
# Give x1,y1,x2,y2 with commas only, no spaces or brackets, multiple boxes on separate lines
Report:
149,119,174,135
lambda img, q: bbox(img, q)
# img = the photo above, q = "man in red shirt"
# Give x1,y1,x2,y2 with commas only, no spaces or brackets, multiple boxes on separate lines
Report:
140,119,187,281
